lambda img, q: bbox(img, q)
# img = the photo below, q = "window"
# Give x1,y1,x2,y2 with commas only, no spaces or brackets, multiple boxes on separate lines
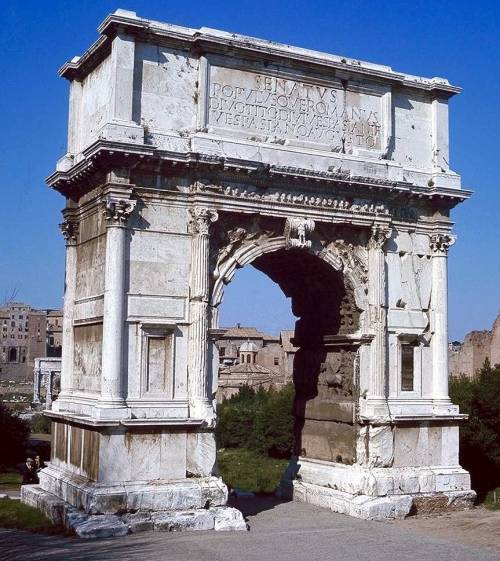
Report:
401,344,414,392
219,347,226,357
274,357,279,366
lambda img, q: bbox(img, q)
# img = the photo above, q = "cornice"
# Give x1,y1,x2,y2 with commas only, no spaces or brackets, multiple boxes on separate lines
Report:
60,11,461,97
46,140,472,209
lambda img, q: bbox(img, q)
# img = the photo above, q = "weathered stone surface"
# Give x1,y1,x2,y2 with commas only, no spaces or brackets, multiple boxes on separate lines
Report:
75,515,129,539
211,506,247,531
121,511,154,533
411,491,476,515
64,507,89,529
187,431,217,477
294,481,412,520
152,510,215,532
21,484,66,525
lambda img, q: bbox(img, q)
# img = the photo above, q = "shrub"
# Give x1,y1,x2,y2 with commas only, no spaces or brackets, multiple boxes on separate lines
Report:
30,414,51,435
0,403,30,470
217,448,288,494
450,359,500,498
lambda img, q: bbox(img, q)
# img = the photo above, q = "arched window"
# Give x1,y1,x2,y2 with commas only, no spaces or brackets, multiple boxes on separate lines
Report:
8,348,17,362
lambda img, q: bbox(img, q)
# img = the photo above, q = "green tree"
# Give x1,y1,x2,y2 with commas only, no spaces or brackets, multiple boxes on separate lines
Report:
254,385,294,458
0,404,30,469
450,359,500,498
216,384,295,458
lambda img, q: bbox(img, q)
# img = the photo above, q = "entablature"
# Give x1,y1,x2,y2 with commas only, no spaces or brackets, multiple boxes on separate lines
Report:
48,142,471,218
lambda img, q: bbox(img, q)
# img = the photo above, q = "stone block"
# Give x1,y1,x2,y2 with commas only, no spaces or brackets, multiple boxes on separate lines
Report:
122,511,154,533
293,481,413,520
187,431,217,477
211,506,247,531
367,425,394,467
21,484,66,525
152,510,215,531
64,507,89,529
74,515,129,538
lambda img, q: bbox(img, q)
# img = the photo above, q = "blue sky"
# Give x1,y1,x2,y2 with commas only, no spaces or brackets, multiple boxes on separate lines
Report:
0,0,498,340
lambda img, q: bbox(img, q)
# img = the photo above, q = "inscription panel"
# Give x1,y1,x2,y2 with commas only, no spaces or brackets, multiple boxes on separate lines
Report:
207,65,385,151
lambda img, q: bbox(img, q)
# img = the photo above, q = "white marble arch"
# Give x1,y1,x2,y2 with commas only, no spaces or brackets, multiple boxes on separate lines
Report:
210,235,368,330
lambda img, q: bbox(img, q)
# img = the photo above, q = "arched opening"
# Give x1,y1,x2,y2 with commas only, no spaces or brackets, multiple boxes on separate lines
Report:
213,246,361,495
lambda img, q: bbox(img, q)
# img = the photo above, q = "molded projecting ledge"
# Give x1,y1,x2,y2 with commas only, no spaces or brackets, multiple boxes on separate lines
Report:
44,410,204,428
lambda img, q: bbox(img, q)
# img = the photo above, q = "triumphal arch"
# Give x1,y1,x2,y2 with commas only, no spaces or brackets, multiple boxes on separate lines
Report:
23,9,475,533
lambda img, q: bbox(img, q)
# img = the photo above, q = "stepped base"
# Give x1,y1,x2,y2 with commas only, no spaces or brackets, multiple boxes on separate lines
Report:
21,485,247,538
293,480,476,520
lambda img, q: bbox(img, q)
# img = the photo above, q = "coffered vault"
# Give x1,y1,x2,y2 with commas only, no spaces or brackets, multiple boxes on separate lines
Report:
22,9,474,535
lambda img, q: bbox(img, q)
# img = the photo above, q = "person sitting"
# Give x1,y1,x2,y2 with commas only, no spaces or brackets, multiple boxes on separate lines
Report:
20,458,38,485
34,455,45,473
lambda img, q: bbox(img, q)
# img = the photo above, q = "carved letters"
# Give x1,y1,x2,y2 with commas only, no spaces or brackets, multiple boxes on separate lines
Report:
208,67,382,151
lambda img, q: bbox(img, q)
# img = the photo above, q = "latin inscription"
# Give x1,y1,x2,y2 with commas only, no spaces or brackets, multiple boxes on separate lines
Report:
208,67,382,150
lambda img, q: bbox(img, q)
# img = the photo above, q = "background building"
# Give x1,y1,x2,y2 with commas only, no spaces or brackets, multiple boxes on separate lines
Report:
213,325,297,401
0,302,62,381
449,312,500,378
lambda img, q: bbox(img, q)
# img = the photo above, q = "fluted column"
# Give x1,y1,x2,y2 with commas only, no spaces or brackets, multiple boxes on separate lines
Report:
98,197,136,413
56,218,79,407
367,225,392,404
188,207,218,419
430,232,455,402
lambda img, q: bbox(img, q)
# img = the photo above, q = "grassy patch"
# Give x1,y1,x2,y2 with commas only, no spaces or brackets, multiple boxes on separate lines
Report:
0,471,21,487
484,488,500,511
0,498,60,533
218,448,289,494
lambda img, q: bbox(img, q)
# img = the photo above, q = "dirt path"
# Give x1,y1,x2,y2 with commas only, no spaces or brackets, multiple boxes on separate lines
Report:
388,507,500,553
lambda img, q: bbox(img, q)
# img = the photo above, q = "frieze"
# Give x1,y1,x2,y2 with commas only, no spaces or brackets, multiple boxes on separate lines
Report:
196,182,389,216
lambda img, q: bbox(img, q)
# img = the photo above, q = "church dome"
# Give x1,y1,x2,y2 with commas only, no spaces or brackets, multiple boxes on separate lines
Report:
239,340,258,353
